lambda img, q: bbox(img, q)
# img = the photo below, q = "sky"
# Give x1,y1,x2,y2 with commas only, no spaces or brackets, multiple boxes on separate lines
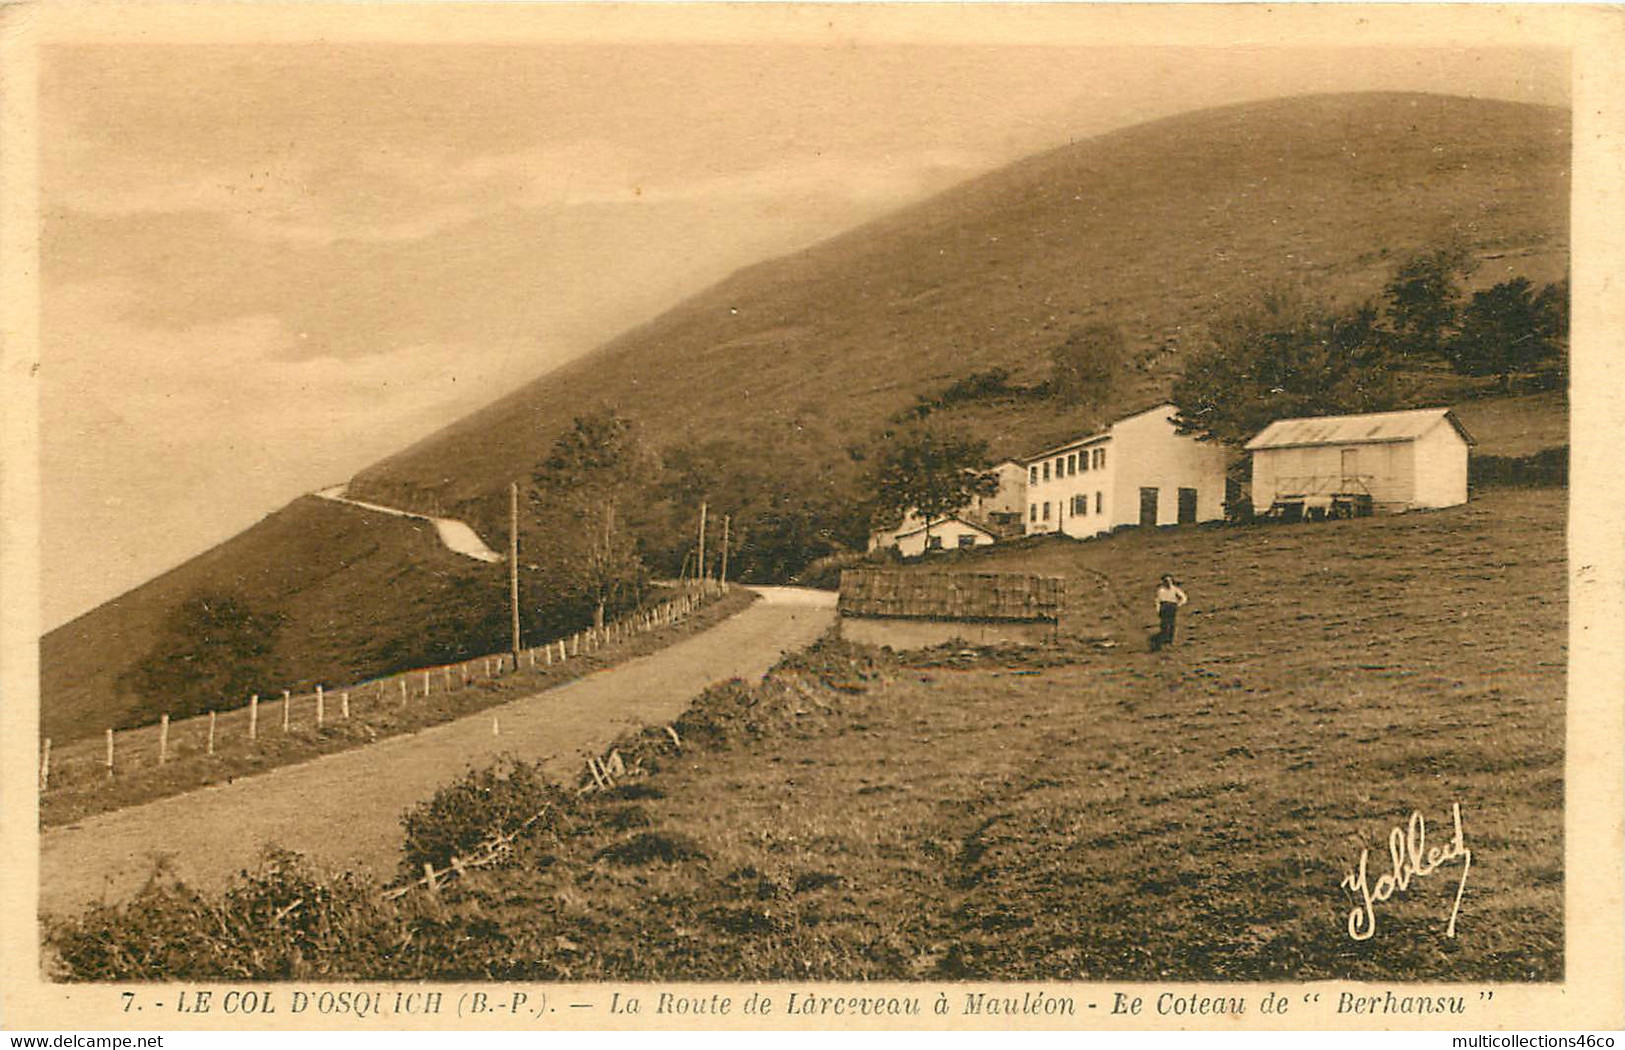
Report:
36,28,1570,628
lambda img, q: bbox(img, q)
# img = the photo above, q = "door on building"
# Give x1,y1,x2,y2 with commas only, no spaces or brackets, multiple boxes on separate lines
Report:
1341,448,1360,486
1139,487,1159,527
1177,487,1198,524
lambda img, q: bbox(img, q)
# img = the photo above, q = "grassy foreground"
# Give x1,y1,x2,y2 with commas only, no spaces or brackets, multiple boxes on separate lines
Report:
50,488,1563,982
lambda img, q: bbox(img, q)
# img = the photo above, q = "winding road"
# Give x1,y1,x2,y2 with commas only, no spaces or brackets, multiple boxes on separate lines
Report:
313,486,504,562
39,587,836,917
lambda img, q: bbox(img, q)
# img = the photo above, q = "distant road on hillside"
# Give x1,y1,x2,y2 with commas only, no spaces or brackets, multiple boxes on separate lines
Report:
314,485,503,562
39,587,836,917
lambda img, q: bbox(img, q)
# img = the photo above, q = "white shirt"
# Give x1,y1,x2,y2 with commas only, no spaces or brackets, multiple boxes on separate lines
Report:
1157,584,1187,609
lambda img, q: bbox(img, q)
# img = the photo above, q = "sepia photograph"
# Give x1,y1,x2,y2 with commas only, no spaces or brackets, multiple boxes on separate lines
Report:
2,1,1622,1034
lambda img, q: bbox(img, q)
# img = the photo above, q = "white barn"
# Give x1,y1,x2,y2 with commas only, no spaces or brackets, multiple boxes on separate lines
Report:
1023,403,1228,538
1245,407,1475,514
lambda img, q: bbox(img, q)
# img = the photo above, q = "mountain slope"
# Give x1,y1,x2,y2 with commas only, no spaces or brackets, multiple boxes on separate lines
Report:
41,498,513,744
45,92,1569,741
350,92,1568,525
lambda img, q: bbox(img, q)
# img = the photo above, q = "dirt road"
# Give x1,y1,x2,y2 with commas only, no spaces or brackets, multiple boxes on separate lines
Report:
39,587,835,917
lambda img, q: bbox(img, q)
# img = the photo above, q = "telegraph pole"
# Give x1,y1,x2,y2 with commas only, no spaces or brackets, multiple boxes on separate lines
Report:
720,514,730,586
696,500,708,589
509,481,521,665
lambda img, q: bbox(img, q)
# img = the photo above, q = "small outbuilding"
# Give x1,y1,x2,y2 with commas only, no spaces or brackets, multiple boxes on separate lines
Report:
1245,407,1475,516
873,513,999,558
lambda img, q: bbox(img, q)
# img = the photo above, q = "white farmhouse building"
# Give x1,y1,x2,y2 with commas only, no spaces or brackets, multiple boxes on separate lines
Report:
969,460,1028,529
869,513,1000,557
1245,407,1475,514
868,459,1026,555
1022,403,1228,538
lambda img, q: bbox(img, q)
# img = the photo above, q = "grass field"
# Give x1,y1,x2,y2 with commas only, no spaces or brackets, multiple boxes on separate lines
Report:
54,486,1562,982
514,487,1563,982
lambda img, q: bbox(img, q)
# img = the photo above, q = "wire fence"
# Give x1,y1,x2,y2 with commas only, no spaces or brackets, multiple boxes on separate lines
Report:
40,580,728,797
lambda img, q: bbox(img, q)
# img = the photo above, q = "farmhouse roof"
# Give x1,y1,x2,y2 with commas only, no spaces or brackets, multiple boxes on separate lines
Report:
1244,407,1476,451
1022,402,1176,463
892,514,998,542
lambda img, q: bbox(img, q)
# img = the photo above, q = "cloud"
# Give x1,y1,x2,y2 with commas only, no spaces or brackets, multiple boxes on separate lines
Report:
41,279,552,626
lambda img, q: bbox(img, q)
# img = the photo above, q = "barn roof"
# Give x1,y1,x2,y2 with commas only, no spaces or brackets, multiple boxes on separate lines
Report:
1244,407,1476,451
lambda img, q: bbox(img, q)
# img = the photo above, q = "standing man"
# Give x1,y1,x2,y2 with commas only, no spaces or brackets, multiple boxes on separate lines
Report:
1150,573,1188,652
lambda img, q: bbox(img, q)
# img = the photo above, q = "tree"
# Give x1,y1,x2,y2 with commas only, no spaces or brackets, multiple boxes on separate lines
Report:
1444,277,1568,389
1172,290,1401,449
119,593,285,722
1382,243,1476,361
1049,324,1126,408
867,428,1000,552
530,410,649,629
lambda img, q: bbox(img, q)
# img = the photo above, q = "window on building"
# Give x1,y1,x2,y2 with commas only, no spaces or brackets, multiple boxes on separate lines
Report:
1067,453,1076,475
1095,491,1102,514
1055,457,1064,477
927,535,943,550
1098,449,1107,469
1081,452,1090,473
1029,503,1037,522
1030,466,1038,485
1042,462,1050,482
958,534,977,549
1042,501,1051,520
1073,494,1087,516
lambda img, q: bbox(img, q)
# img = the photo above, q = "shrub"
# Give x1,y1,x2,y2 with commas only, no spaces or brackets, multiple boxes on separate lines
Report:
1469,447,1568,489
399,757,566,877
47,849,394,981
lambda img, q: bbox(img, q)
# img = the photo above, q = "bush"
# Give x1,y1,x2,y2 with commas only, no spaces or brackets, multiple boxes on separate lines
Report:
47,849,395,980
1469,447,1568,489
795,549,879,590
399,757,566,877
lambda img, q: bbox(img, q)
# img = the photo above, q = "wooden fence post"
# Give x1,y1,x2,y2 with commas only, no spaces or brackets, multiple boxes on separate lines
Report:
341,692,350,720
316,685,325,728
283,689,292,732
402,679,409,705
39,738,50,792
558,639,566,662
106,728,114,777
545,645,553,666
424,862,438,895
159,714,170,765
444,667,453,692
249,694,259,741
207,710,217,756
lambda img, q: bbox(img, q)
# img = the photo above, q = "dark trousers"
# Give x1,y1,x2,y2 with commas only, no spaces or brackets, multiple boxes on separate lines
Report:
1151,602,1179,651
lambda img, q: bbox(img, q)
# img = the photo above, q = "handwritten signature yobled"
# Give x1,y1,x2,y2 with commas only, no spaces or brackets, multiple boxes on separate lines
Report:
1341,802,1472,941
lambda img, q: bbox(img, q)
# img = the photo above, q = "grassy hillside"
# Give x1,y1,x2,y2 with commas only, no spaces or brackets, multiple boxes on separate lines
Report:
52,487,1563,981
47,91,1568,744
350,92,1568,531
41,498,523,744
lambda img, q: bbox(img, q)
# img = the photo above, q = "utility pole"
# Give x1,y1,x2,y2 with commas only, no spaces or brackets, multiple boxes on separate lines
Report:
509,481,521,666
720,514,730,586
696,500,708,590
